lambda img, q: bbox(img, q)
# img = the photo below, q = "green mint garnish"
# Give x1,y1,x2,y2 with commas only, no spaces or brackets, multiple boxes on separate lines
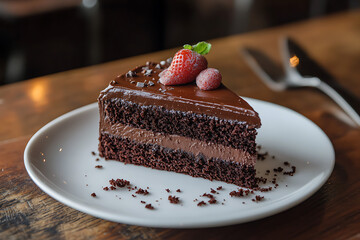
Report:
183,41,211,55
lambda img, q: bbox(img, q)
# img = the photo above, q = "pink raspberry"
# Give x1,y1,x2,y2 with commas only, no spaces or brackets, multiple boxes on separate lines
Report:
196,68,222,90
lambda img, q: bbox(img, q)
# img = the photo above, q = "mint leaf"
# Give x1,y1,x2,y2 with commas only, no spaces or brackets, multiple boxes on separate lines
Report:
193,42,207,54
183,44,192,50
184,41,211,55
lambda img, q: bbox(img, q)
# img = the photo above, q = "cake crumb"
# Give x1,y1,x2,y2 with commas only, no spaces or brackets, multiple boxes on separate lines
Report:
103,187,109,191
95,158,99,161
91,193,96,197
176,189,181,193
165,189,170,193
208,198,217,204
168,195,180,204
216,186,223,190
91,151,96,156
95,165,103,169
252,195,264,202
202,193,214,198
136,188,149,195
140,201,146,204
210,188,217,194
145,204,154,210
197,201,206,206
109,178,130,188
229,189,244,197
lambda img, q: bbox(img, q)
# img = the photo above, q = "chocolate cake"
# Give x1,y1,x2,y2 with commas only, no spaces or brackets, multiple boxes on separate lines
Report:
98,61,261,188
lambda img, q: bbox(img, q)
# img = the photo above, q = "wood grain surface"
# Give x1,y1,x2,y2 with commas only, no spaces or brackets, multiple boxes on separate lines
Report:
1,10,360,240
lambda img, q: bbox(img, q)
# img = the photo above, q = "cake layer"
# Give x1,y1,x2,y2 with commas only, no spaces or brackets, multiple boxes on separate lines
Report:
98,62,261,128
99,133,258,188
100,98,258,154
102,122,255,165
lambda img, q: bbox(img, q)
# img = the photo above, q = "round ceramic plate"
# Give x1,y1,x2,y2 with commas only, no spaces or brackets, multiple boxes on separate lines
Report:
24,99,335,228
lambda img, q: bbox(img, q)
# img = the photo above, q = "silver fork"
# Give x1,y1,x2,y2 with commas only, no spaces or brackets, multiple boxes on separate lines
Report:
242,37,360,126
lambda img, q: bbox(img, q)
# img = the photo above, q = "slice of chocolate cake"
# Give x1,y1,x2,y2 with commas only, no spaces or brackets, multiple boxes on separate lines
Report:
98,61,261,188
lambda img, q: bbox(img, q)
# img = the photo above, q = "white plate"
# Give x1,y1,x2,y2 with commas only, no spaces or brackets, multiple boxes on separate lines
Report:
24,99,335,228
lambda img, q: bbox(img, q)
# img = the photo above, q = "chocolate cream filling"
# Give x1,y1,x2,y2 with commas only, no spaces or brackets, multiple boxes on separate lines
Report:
101,121,255,165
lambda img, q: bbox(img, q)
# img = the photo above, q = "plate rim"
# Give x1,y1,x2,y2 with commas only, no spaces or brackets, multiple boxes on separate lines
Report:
24,99,335,228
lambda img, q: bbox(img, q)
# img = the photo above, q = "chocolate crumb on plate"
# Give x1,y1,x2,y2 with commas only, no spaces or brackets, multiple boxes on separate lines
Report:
145,204,154,210
91,151,96,156
95,165,103,169
202,193,214,198
252,195,264,202
210,188,217,194
216,186,223,190
136,188,149,195
109,178,130,188
168,195,180,204
91,193,96,197
197,201,206,206
165,189,170,193
208,198,217,204
229,189,244,197
176,189,181,193
141,201,146,204
103,187,109,191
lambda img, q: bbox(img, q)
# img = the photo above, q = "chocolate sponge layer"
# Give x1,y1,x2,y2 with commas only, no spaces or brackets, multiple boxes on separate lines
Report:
99,133,258,188
102,99,258,154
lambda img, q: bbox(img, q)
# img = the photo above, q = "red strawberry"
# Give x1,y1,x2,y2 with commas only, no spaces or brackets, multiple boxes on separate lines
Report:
159,49,208,85
196,68,222,90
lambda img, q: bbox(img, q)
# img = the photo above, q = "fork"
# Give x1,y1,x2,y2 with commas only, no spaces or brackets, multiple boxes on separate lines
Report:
241,37,360,126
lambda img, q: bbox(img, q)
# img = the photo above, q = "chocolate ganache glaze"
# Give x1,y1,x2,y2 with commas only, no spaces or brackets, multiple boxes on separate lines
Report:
99,61,261,127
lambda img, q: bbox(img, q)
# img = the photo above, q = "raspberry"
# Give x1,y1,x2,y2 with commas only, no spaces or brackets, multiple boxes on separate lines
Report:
196,68,222,90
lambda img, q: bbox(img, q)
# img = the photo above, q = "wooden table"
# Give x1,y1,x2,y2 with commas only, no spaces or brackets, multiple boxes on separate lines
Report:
1,10,359,240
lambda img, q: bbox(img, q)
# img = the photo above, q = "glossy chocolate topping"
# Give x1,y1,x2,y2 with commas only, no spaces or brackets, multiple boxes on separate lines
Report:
99,61,261,127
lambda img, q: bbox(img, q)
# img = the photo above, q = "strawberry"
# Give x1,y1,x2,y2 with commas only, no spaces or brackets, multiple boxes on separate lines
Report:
196,68,222,90
159,41,211,86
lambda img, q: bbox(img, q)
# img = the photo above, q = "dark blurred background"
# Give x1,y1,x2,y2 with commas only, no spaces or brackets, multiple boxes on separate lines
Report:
0,0,359,85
